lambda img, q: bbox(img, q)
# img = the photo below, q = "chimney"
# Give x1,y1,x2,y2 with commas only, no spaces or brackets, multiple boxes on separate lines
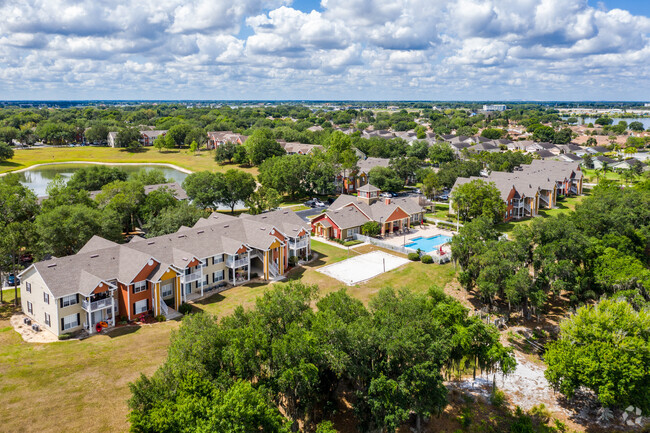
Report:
384,197,391,205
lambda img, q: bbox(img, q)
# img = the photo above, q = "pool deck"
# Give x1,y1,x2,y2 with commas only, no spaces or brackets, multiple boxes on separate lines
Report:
381,224,454,254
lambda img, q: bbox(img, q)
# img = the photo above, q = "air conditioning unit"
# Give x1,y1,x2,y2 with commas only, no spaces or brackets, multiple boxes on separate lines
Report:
31,324,40,332
24,318,32,325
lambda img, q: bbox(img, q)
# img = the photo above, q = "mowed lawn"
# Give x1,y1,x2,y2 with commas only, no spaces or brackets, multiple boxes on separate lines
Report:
0,146,258,175
0,240,456,433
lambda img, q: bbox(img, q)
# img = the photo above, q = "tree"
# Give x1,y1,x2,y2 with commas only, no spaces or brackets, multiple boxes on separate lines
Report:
35,121,75,145
258,155,310,199
629,121,644,132
35,204,122,257
66,166,128,191
421,170,441,199
532,125,555,142
129,169,170,186
166,124,193,148
452,179,506,223
553,127,572,144
545,299,650,412
138,187,179,221
0,142,15,162
0,126,19,144
214,141,238,164
182,171,223,209
85,124,109,143
368,166,403,192
144,202,207,237
595,116,613,126
116,127,142,149
95,180,146,232
245,186,282,215
428,142,455,164
41,175,94,211
481,128,506,139
436,160,482,189
221,170,256,214
406,140,429,159
389,156,420,185
189,140,198,154
0,221,34,306
245,129,286,166
152,135,166,152
361,221,380,236
586,137,597,146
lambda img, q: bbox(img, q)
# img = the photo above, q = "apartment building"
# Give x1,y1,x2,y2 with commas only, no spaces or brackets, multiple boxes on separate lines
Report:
19,209,310,337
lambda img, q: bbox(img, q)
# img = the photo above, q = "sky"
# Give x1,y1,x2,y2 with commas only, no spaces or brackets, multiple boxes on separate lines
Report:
0,0,649,101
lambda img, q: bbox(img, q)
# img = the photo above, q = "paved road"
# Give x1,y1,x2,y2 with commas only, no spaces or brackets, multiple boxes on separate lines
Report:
295,206,329,222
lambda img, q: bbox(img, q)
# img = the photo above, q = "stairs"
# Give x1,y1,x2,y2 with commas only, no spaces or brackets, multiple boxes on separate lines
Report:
269,261,280,278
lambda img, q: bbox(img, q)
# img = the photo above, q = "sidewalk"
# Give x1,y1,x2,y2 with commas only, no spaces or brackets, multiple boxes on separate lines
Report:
311,237,368,250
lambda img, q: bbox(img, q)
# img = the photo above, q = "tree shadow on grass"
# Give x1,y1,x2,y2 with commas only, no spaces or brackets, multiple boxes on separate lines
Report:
106,324,141,338
119,147,147,154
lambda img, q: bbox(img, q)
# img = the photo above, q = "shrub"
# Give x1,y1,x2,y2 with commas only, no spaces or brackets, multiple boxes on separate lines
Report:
288,256,299,266
155,314,166,322
120,316,128,322
490,388,506,408
58,333,72,340
250,272,258,278
421,255,433,264
178,303,193,315
408,252,420,261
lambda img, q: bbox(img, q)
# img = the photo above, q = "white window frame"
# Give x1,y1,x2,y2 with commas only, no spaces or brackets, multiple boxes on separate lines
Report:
61,294,78,307
62,314,79,331
44,312,51,326
213,254,224,265
43,292,49,304
134,299,148,315
133,281,147,294
27,301,33,314
26,282,31,293
213,270,224,283
161,283,173,298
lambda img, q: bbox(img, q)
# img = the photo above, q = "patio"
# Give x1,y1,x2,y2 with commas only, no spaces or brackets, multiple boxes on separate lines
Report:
379,224,455,255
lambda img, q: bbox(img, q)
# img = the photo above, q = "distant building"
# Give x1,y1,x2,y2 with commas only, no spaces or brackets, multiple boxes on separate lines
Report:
483,104,507,112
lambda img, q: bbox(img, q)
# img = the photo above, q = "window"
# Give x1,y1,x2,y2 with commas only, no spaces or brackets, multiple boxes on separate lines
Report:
203,258,209,267
161,283,173,298
184,283,192,294
43,292,49,304
44,312,51,326
213,270,224,283
26,282,31,293
213,254,223,265
133,281,147,294
134,299,148,315
61,294,78,308
62,314,79,331
27,301,33,314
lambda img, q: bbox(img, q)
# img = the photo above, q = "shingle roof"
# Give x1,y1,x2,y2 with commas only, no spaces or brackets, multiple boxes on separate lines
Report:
143,182,188,200
356,157,390,174
358,183,381,193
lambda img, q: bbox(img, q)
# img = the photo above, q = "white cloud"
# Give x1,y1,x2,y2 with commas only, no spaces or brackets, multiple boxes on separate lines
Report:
0,0,648,99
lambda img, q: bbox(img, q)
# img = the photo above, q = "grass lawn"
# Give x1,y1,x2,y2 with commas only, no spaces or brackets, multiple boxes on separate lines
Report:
0,147,259,176
425,203,453,222
0,240,456,433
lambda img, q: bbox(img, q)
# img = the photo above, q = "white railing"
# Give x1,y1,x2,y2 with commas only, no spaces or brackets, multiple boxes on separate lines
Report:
250,250,263,261
289,238,309,249
82,298,112,311
160,295,169,316
226,256,249,268
269,261,279,277
181,270,202,283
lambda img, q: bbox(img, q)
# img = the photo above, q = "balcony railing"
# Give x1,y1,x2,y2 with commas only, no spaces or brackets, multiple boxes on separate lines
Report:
181,271,202,283
82,298,112,311
226,256,249,268
289,238,309,249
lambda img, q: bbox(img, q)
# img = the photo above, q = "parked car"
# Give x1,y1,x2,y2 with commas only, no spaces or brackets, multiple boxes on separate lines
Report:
304,198,325,208
437,192,449,201
7,274,19,286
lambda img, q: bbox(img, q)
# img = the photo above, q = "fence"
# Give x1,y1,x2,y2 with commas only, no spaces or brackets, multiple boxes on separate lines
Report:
351,234,453,264
351,234,416,255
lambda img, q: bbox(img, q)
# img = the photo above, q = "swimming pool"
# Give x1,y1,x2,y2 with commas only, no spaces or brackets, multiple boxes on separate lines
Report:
405,235,452,252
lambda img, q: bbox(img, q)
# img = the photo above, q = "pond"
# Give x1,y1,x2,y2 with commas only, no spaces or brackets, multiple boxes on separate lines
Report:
15,163,189,197
563,116,650,130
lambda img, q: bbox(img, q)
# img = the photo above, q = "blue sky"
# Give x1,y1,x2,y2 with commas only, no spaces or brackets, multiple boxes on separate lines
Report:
0,0,649,101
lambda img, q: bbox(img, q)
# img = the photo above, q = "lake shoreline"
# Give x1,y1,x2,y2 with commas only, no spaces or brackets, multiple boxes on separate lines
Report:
0,160,194,177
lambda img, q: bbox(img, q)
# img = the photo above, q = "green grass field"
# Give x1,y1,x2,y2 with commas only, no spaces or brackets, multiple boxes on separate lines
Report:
0,240,456,433
0,147,259,176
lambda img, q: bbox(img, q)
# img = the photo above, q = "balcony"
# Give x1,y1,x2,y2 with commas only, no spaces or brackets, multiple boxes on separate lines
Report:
289,238,309,249
226,256,249,268
181,270,202,284
82,297,113,311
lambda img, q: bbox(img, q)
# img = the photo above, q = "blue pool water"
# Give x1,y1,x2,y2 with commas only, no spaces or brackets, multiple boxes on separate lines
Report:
405,235,452,252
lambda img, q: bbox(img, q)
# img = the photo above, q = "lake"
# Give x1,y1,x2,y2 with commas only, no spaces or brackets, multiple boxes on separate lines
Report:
563,116,650,130
15,163,246,210
16,163,189,197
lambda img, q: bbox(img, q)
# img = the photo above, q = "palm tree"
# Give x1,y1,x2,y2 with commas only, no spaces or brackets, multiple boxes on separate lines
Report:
595,168,604,184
